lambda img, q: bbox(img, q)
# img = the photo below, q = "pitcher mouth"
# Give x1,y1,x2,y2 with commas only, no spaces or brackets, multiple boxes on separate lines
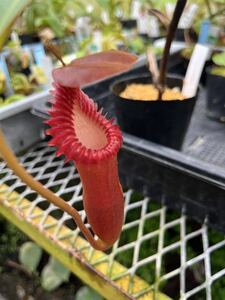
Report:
46,83,123,164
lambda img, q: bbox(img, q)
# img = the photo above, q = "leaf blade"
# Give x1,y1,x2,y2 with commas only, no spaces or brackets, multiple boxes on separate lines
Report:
0,0,31,50
19,241,42,273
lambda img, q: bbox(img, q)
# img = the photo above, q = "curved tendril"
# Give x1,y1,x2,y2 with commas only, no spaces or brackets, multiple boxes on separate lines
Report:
0,129,110,251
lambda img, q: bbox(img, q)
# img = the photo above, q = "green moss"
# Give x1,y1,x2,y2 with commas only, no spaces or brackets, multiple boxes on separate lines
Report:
0,216,28,264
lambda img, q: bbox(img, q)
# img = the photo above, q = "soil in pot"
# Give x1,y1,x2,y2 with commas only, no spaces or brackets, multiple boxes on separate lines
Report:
112,75,197,150
120,83,184,101
206,69,225,122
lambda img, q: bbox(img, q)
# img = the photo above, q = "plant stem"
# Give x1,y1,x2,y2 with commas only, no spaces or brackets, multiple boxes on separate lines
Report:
158,0,187,99
6,259,32,277
44,40,66,66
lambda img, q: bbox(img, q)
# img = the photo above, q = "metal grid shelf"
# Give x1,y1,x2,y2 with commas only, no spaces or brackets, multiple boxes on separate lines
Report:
1,141,225,300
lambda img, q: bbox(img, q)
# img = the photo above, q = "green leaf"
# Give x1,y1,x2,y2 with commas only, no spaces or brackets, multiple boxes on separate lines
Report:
212,52,225,68
211,66,225,77
19,241,42,272
41,257,70,291
181,47,194,60
41,266,63,291
3,94,24,105
0,0,31,50
48,257,70,281
75,286,104,300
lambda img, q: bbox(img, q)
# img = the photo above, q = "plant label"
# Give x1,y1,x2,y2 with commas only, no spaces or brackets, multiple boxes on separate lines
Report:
137,13,149,35
198,20,211,44
178,4,198,29
131,1,141,19
165,3,175,18
182,44,210,98
198,20,220,45
148,17,160,37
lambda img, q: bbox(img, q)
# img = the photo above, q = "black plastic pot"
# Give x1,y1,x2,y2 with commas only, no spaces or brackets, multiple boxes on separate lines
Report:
111,75,197,150
19,34,41,45
206,69,225,122
120,19,137,30
174,28,197,42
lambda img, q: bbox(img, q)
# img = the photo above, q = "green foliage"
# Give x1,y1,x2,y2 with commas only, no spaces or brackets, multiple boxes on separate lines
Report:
181,47,194,60
0,94,24,107
211,67,225,77
41,257,70,291
120,0,133,19
128,37,146,55
0,0,31,49
11,73,33,95
23,0,64,37
211,52,225,77
139,0,176,11
152,47,164,57
0,69,6,95
0,216,28,265
212,51,225,67
75,286,104,300
19,241,42,272
0,219,71,292
21,0,84,37
190,0,225,34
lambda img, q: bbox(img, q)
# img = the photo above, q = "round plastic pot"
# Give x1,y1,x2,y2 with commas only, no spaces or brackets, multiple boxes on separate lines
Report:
111,75,197,150
120,19,137,29
206,69,225,122
19,34,40,45
174,28,197,42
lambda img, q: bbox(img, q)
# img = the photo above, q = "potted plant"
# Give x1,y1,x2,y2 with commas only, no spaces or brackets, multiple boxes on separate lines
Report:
13,0,80,43
206,51,225,122
111,0,198,150
0,68,6,99
192,0,225,45
4,41,48,96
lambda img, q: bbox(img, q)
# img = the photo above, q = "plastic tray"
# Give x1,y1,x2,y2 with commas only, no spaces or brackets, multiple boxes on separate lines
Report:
30,59,225,233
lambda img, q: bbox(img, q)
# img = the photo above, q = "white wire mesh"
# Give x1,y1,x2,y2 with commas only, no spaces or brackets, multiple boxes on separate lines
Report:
0,141,225,300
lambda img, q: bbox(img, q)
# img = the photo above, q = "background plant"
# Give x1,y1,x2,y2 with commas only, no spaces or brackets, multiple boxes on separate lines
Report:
211,51,225,77
17,0,79,38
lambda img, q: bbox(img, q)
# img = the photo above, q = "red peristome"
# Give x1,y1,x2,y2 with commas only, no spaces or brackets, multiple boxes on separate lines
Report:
46,83,122,164
53,50,138,88
46,83,124,245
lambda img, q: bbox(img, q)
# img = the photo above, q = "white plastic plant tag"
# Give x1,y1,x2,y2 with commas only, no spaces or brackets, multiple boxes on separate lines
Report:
40,55,53,87
165,3,175,18
148,16,160,37
182,44,210,98
137,13,149,34
178,4,198,29
131,0,141,19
